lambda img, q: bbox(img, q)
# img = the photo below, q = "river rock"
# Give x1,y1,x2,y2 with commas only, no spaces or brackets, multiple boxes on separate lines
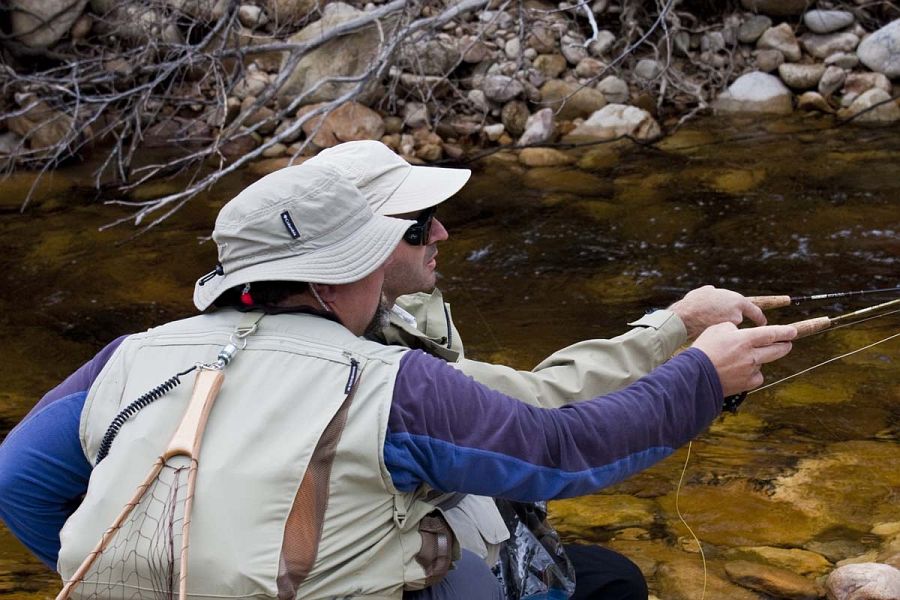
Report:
540,80,607,120
482,75,524,102
826,563,900,600
819,66,847,97
635,59,663,80
412,128,442,162
575,57,607,79
70,13,92,39
801,32,860,59
467,89,490,113
297,101,385,148
739,15,772,44
278,2,387,106
843,72,893,96
518,147,575,167
741,0,811,16
588,30,616,56
10,0,88,48
758,23,803,62
857,19,900,79
400,39,461,77
534,54,568,79
518,108,555,146
733,546,833,576
755,49,785,72
825,52,860,69
804,10,855,34
501,101,530,136
460,36,492,63
403,102,429,129
240,97,277,135
725,560,823,600
840,88,900,123
482,123,505,142
219,129,261,159
0,132,22,156
238,4,268,28
504,37,521,59
234,68,270,100
6,97,76,152
713,71,793,114
778,63,826,89
561,34,589,65
568,103,661,141
596,75,629,103
527,22,559,54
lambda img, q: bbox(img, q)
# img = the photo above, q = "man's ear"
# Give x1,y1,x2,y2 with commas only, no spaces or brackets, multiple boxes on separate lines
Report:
311,283,339,303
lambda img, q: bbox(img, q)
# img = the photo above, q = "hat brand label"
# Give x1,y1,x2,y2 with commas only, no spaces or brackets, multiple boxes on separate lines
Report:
280,210,300,239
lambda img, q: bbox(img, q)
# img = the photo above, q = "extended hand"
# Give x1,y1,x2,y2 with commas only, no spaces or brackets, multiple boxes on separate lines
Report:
668,285,767,340
691,323,797,397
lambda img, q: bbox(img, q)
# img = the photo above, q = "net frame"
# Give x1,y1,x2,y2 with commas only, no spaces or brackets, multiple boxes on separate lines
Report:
57,368,225,600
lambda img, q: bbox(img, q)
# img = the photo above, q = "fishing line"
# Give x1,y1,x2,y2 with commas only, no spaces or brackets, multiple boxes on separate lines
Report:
674,441,708,600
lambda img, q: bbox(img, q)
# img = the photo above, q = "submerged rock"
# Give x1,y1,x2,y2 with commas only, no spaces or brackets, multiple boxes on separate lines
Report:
568,103,660,141
517,147,575,167
725,560,823,599
826,563,900,600
841,89,900,124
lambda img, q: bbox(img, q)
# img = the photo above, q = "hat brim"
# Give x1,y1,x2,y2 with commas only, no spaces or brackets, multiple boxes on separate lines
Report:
374,165,471,216
193,214,413,311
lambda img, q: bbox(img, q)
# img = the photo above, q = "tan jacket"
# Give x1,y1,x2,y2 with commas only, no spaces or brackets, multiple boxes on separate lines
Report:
382,289,688,561
59,310,454,600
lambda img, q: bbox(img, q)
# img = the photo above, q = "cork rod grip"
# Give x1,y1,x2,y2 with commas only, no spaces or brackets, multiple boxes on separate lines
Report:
790,317,832,339
747,295,792,310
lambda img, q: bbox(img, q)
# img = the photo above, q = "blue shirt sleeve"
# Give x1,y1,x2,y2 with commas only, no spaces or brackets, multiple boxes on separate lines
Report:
0,392,91,568
0,335,126,569
385,348,722,501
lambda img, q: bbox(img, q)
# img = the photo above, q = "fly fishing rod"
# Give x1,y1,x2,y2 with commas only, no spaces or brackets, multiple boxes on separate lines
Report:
786,297,900,339
748,286,900,310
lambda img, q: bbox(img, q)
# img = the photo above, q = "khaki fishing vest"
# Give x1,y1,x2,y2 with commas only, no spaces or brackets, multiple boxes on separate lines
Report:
58,310,456,599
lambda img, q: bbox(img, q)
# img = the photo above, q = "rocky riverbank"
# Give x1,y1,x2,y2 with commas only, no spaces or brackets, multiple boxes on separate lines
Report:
2,1,898,174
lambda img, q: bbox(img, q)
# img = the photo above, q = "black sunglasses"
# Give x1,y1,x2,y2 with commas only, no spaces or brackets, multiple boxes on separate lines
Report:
402,207,436,246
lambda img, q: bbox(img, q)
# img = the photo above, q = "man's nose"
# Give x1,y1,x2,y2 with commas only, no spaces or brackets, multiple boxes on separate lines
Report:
429,218,449,244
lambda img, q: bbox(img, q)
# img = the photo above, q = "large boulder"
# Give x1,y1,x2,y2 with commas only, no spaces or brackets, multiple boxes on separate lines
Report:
278,2,389,107
713,71,793,114
725,560,822,600
857,19,900,79
10,0,88,48
567,104,660,141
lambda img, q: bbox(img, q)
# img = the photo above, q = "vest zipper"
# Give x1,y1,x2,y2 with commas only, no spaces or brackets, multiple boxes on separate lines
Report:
344,358,359,393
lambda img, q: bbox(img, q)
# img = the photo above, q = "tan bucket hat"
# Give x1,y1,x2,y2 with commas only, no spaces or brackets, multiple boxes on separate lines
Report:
305,140,471,215
193,162,414,311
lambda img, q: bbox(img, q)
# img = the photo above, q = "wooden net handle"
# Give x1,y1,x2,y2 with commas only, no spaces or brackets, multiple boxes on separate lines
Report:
747,295,792,310
791,317,832,339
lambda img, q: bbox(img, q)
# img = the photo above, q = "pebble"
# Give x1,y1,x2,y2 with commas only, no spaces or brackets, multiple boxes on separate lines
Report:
804,10,855,34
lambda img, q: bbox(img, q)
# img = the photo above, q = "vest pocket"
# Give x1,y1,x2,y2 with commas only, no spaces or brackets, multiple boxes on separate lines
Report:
414,512,454,587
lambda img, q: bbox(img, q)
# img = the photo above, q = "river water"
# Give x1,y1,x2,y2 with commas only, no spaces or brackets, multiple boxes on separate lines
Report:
0,115,897,598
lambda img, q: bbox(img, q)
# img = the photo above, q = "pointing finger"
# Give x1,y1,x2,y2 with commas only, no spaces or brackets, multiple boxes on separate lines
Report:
743,324,798,347
753,341,793,365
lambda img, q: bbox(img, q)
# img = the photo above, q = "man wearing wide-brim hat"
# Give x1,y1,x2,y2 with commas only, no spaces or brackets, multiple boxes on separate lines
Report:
0,156,796,599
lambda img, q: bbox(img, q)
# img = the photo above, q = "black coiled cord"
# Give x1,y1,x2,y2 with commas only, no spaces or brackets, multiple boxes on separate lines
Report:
95,365,198,465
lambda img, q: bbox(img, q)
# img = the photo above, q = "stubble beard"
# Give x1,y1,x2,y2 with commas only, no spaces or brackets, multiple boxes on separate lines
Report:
363,293,392,340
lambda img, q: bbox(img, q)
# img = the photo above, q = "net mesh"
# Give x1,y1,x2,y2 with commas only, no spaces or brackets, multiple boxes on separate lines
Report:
67,457,193,600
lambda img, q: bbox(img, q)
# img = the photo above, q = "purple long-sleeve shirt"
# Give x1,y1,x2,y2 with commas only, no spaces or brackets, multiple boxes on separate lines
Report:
0,336,721,568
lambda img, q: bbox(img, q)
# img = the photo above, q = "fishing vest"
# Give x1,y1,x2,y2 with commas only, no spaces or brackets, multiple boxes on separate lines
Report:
58,310,457,599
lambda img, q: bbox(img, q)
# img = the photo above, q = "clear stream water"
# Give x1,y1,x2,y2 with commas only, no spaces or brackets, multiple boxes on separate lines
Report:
0,115,897,598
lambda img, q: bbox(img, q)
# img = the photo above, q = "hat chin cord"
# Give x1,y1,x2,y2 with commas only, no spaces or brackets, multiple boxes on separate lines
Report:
309,284,332,313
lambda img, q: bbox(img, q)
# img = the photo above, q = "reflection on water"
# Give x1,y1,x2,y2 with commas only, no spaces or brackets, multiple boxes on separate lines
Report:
0,116,897,597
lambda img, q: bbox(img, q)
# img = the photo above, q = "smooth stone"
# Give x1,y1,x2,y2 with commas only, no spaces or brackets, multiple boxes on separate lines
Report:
778,63,826,89
296,101,385,148
755,49,785,72
0,132,22,156
843,72,893,96
713,71,793,114
539,79,608,121
575,57,607,79
501,100,530,136
739,15,772,44
482,75,524,102
517,108,556,146
533,54,568,79
588,30,616,56
238,4,268,28
840,88,900,124
466,89,490,114
801,32,860,59
518,147,575,167
567,103,661,141
826,563,900,600
504,37,521,59
635,58,663,80
730,546,832,577
797,91,835,113
560,35,589,65
857,19,900,79
402,102,429,129
596,75,629,103
804,10,855,34
825,52,860,69
482,123,505,142
758,23,802,62
10,0,88,48
819,66,847,97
